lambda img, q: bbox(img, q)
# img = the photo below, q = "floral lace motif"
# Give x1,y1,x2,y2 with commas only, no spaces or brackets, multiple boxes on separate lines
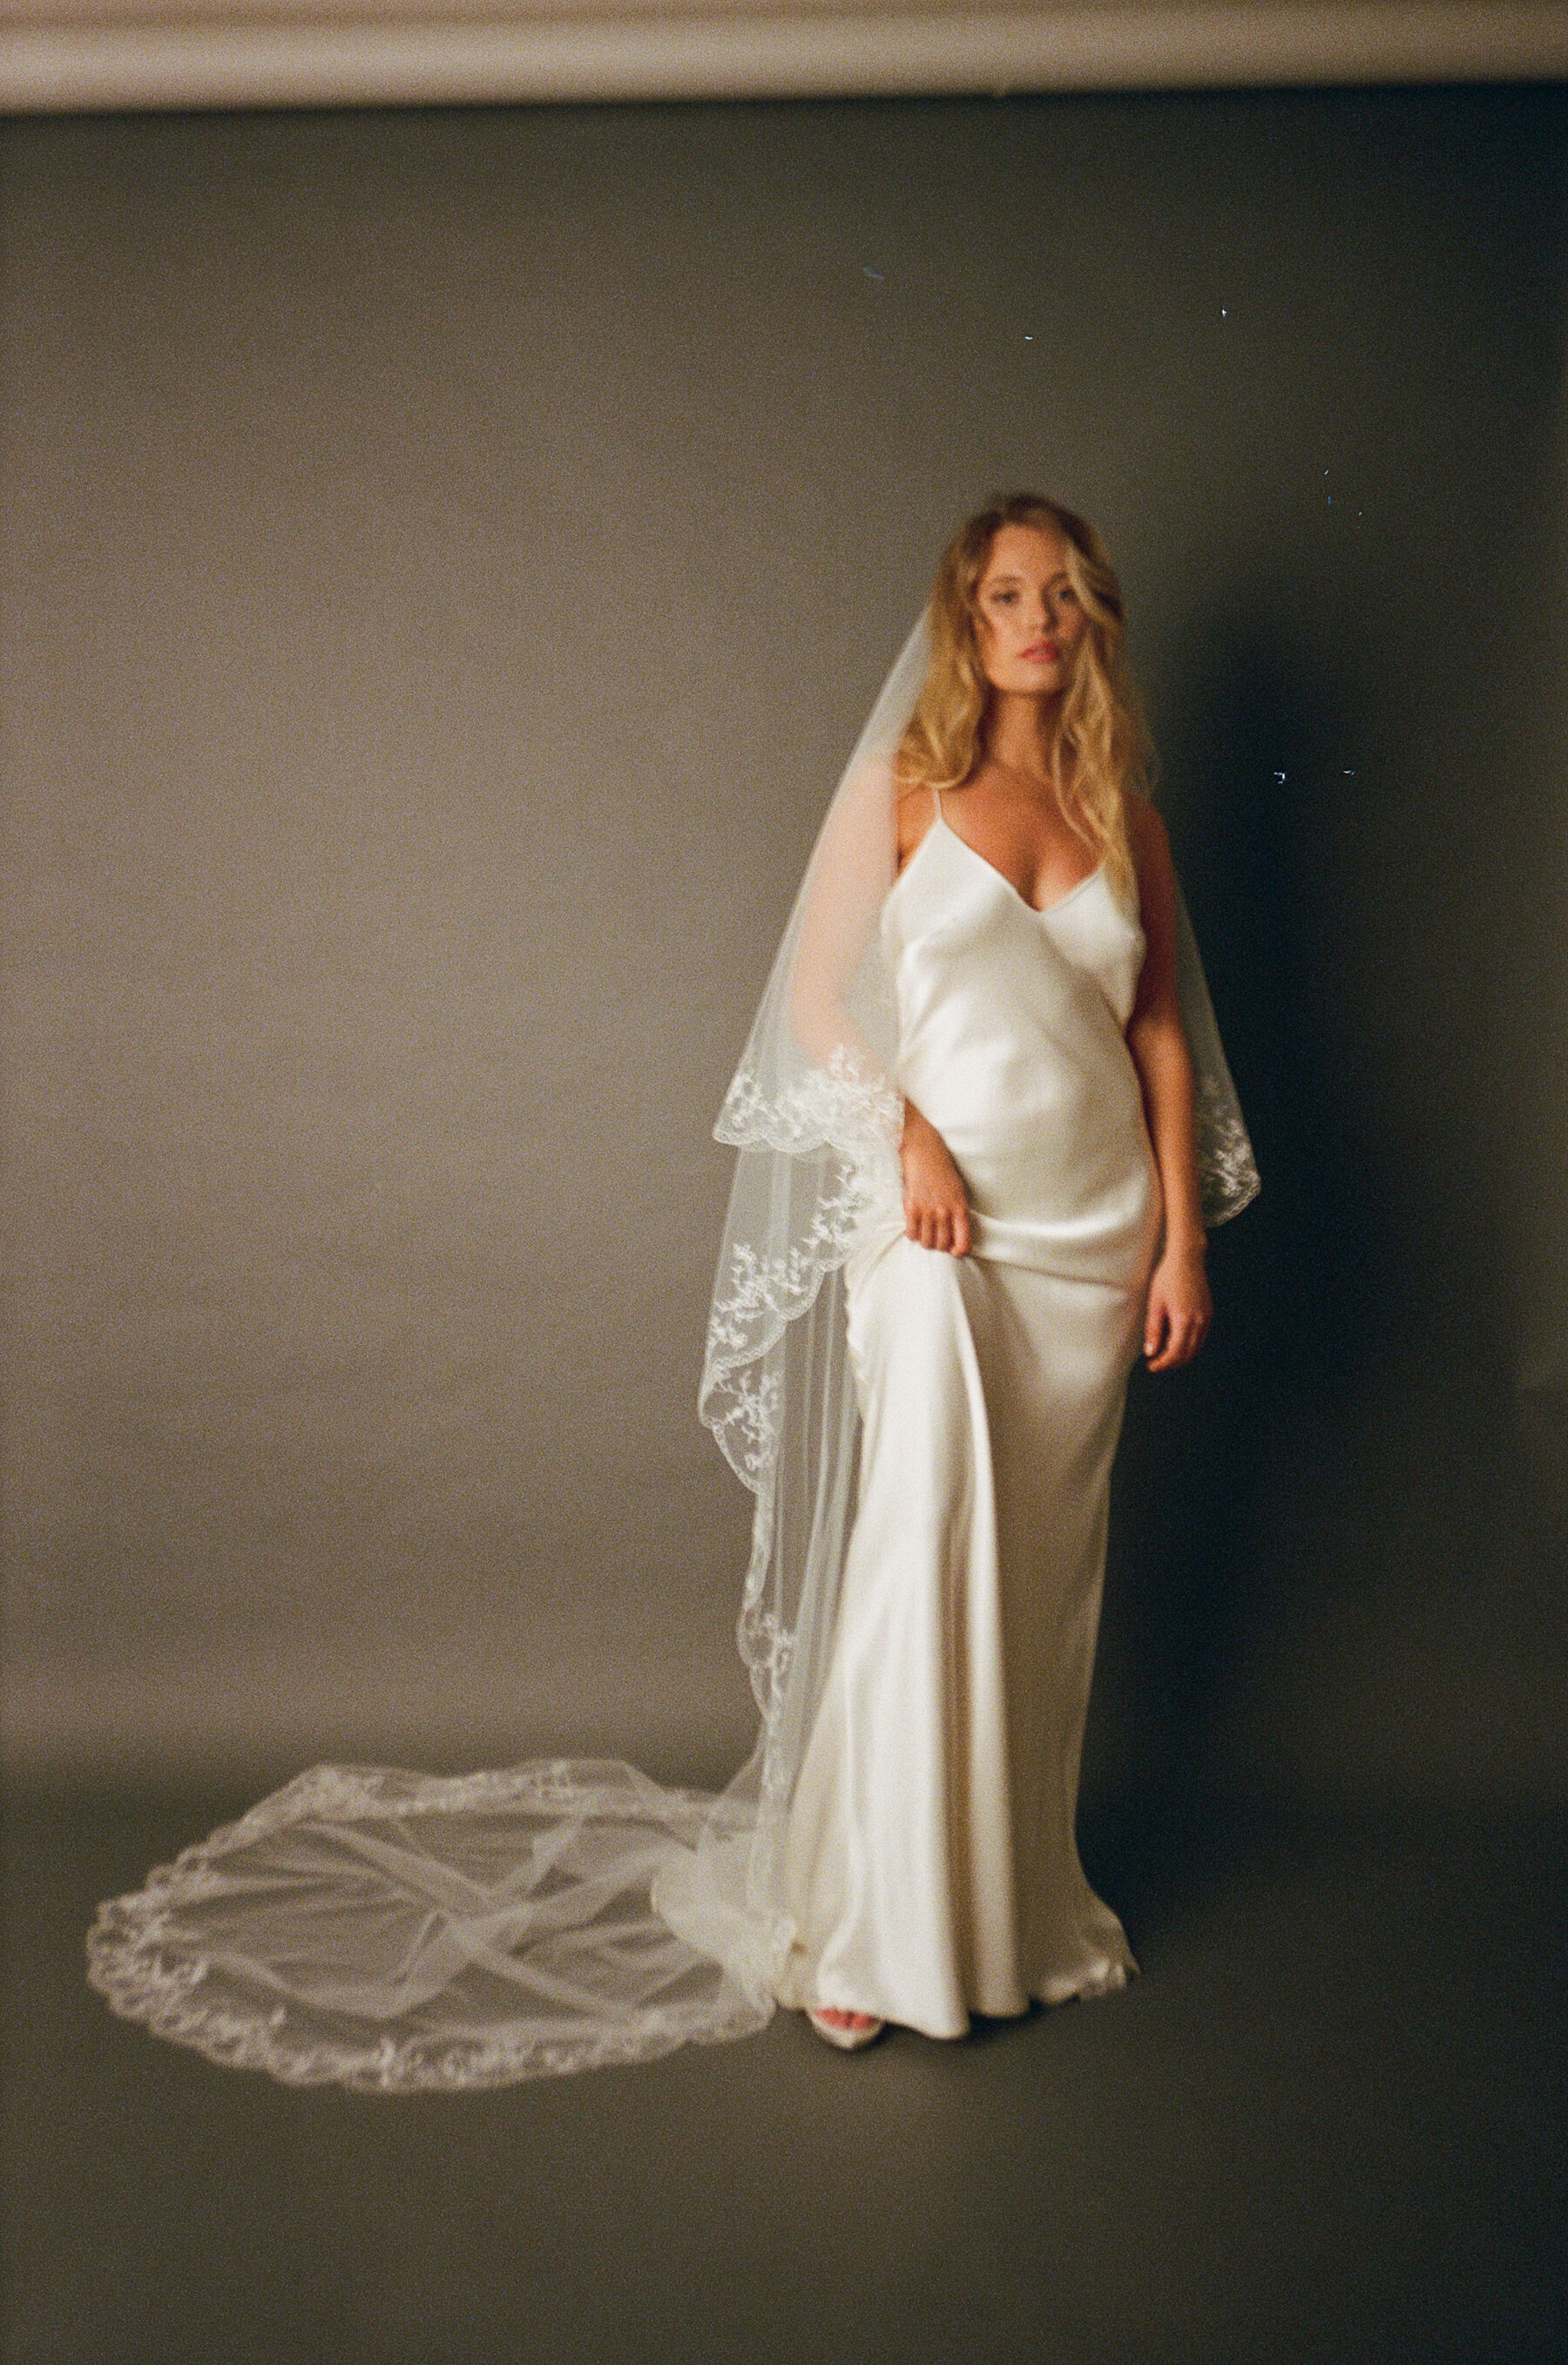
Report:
701,1051,899,1484
714,1044,902,1164
1196,1070,1261,1226
696,1048,904,1746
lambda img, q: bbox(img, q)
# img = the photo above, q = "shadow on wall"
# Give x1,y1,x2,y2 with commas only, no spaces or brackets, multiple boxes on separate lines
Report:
1093,603,1384,1808
1087,575,1568,1862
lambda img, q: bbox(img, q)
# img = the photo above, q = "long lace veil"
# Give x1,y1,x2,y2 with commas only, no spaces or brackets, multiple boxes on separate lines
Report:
85,612,1258,2090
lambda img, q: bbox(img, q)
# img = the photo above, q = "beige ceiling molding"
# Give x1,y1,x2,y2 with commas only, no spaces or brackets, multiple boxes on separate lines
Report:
3,1,1565,111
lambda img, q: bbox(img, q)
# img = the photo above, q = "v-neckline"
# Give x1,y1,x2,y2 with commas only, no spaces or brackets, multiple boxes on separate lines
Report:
923,811,1105,919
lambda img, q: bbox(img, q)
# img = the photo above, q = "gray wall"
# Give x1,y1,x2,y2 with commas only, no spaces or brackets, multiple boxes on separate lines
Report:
3,89,1565,1797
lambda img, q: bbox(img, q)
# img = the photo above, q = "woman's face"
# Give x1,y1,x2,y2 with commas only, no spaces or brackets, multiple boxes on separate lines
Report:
973,522,1088,697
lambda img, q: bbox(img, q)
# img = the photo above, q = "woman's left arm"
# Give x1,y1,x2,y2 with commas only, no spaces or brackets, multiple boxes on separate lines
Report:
1125,798,1212,1373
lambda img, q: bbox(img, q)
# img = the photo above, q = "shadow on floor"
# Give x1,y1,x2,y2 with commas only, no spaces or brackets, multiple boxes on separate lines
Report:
4,1776,1565,2365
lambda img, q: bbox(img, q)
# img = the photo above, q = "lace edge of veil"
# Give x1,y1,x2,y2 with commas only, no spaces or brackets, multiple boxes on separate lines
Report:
700,1053,901,1429
1196,1075,1261,1227
1173,877,1260,1230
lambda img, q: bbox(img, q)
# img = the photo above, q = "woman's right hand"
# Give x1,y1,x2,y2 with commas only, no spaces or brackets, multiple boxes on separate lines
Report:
901,1104,972,1256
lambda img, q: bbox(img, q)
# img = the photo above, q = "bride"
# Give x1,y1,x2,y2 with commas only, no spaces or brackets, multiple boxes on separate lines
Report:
772,492,1219,2050
87,494,1256,2089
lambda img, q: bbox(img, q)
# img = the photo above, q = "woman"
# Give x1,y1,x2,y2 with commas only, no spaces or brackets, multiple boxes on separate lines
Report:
86,495,1254,2091
767,494,1217,2050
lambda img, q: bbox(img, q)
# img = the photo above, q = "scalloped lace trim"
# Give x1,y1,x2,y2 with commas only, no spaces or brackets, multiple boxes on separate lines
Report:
714,1043,902,1161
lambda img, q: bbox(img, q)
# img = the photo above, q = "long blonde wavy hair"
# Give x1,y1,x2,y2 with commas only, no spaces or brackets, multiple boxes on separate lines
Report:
896,492,1153,902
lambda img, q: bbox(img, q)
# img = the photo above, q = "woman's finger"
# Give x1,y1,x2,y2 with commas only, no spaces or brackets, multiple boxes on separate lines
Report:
1149,1308,1211,1369
904,1194,972,1256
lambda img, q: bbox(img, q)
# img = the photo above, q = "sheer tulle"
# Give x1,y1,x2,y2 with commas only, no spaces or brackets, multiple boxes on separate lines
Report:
89,1765,766,2089
87,613,1258,2087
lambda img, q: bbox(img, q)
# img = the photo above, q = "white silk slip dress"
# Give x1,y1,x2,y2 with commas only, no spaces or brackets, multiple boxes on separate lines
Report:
775,798,1163,2038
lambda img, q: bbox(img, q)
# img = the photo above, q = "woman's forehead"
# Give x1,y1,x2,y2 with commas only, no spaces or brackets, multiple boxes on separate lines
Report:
980,522,1071,580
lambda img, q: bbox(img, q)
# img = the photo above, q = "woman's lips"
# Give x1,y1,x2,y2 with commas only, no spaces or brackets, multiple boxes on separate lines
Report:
1023,642,1059,660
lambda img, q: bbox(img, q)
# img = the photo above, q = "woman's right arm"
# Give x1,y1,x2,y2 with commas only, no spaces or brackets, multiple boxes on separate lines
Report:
889,784,971,1254
791,767,971,1254
900,1100,972,1255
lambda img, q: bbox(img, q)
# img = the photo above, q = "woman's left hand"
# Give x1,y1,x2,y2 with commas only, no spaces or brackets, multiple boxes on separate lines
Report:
1143,1241,1213,1371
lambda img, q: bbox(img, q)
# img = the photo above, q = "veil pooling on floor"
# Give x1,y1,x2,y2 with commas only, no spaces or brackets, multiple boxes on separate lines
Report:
85,612,1259,2090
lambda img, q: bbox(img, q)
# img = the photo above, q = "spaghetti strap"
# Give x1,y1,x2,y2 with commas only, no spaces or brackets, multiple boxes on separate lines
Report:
931,785,943,821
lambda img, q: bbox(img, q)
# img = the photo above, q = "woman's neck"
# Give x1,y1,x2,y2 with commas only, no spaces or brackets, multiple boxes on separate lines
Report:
983,692,1063,794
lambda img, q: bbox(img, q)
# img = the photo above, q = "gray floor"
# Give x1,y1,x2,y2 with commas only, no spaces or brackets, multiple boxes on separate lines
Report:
4,1779,1565,2365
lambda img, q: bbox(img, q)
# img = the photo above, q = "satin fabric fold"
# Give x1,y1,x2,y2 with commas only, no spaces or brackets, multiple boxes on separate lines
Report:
775,813,1158,2032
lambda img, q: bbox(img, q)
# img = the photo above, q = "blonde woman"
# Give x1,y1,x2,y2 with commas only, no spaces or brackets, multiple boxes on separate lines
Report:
88,493,1254,2092
774,495,1226,2049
